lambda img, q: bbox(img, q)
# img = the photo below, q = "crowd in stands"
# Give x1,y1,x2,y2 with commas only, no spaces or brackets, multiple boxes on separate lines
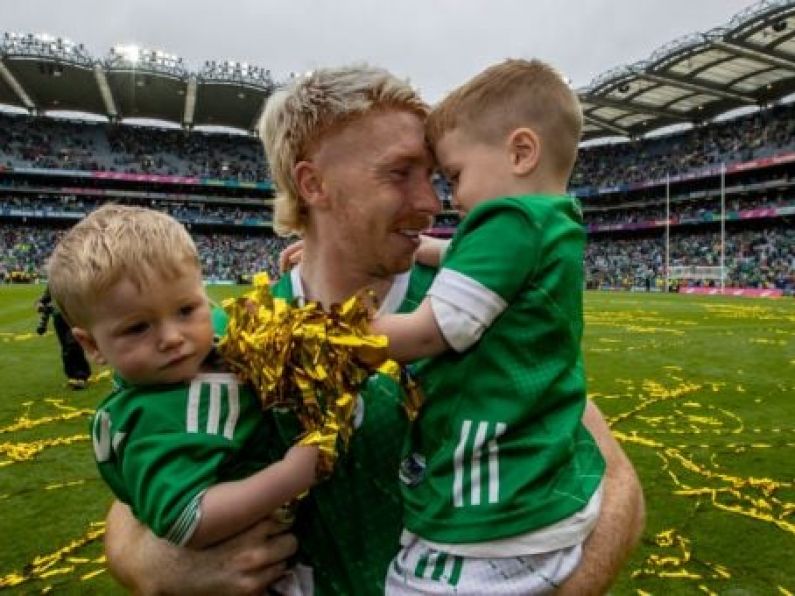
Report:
585,225,795,291
0,224,288,283
572,103,795,189
4,219,792,292
0,113,268,182
584,192,794,227
2,103,794,294
0,195,270,223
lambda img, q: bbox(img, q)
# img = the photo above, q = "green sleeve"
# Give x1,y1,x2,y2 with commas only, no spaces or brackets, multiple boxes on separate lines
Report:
442,200,541,303
121,427,236,544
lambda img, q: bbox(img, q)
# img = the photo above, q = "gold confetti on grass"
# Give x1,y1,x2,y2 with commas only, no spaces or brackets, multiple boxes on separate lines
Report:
0,523,105,589
0,409,93,435
0,434,89,465
632,529,731,582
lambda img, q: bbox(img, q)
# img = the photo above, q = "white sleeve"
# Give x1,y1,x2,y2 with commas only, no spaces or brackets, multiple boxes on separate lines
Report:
427,268,507,352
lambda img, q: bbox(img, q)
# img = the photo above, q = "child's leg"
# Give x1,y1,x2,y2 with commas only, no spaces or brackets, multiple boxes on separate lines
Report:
386,535,581,595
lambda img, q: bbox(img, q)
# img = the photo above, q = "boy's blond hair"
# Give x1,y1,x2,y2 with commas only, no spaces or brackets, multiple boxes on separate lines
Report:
259,65,429,236
48,204,200,327
427,59,582,180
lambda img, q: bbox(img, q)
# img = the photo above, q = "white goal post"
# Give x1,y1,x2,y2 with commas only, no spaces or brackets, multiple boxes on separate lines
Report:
668,265,723,280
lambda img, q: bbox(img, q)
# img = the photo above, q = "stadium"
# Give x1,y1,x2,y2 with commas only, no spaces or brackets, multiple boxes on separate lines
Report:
1,0,793,594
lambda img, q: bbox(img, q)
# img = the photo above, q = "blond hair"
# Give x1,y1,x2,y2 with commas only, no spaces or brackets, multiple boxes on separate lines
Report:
259,65,428,236
427,59,582,179
48,204,200,326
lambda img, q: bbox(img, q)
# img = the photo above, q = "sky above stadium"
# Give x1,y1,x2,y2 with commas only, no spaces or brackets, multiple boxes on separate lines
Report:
4,0,760,102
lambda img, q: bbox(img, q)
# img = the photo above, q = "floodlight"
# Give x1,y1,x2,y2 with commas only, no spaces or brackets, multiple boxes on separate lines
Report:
114,45,141,65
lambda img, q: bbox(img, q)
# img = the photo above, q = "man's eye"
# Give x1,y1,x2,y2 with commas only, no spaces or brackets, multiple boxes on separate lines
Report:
390,169,409,179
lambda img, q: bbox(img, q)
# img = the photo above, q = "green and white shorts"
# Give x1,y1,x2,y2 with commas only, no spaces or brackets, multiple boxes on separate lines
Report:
385,535,581,595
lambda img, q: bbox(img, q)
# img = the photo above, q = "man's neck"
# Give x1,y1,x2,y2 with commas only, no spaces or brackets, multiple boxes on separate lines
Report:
298,240,395,308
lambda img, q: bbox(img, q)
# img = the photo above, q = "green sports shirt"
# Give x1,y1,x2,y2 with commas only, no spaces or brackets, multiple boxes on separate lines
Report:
91,371,273,545
268,268,434,595
403,195,606,544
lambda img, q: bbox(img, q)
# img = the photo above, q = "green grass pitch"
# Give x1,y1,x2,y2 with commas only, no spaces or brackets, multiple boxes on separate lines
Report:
1,285,793,594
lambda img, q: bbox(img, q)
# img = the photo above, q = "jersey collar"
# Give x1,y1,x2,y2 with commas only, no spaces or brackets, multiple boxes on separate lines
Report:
289,265,410,316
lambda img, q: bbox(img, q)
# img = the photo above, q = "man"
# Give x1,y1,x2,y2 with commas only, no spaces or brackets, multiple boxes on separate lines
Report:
105,65,644,595
36,285,91,389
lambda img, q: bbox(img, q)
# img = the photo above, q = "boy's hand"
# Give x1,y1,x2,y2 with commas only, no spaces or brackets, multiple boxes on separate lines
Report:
279,240,304,273
285,444,320,486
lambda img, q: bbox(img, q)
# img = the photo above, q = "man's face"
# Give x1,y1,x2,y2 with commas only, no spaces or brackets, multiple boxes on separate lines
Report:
311,110,440,277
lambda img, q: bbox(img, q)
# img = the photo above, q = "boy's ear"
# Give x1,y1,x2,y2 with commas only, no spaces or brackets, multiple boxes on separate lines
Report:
71,328,107,365
507,128,541,176
293,161,330,209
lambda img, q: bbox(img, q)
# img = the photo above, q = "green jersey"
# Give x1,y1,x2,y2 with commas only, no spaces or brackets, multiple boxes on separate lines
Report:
403,196,605,544
91,372,272,545
269,267,434,596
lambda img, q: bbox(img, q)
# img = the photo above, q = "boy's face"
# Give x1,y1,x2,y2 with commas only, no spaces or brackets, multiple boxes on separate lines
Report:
434,127,515,216
72,266,214,386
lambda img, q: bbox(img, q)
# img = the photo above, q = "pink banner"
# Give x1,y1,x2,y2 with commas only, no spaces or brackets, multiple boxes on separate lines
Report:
679,287,784,298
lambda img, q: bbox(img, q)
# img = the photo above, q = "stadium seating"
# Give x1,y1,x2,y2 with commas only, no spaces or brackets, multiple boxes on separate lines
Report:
1,99,793,291
0,112,268,181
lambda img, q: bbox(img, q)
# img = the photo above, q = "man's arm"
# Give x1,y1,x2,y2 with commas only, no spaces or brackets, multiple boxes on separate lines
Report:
556,401,646,595
105,501,297,595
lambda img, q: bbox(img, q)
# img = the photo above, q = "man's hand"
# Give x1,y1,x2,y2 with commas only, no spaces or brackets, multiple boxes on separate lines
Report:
105,501,297,595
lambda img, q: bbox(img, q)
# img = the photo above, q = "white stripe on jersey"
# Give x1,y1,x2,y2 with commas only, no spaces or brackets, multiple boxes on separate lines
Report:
223,381,240,440
207,381,222,435
186,382,201,433
470,422,489,506
452,420,472,508
452,420,507,508
488,423,507,504
93,411,112,462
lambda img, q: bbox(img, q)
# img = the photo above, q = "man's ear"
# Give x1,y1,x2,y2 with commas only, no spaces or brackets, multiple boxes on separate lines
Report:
293,160,329,209
507,128,541,176
71,328,106,365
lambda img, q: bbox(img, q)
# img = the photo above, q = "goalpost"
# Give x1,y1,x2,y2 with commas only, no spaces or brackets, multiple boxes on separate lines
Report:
664,163,727,292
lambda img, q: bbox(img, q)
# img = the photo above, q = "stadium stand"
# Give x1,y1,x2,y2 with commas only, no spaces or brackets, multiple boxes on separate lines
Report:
1,0,794,292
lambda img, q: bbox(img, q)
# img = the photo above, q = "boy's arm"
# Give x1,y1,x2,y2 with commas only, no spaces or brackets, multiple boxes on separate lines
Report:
105,500,297,595
370,299,448,362
187,445,317,548
414,234,450,268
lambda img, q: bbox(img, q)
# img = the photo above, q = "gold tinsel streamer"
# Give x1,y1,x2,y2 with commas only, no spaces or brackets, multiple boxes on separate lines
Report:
0,523,105,589
219,272,422,479
0,433,89,466
631,529,731,582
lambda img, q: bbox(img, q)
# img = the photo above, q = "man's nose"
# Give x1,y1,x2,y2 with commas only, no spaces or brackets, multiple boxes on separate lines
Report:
412,177,442,216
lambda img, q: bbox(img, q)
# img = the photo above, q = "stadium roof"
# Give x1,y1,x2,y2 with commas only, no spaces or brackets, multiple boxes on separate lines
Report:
580,0,795,141
0,34,275,132
0,0,793,138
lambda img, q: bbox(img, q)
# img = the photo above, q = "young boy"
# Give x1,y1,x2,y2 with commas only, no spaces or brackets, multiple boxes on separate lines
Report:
372,59,606,593
47,204,317,550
